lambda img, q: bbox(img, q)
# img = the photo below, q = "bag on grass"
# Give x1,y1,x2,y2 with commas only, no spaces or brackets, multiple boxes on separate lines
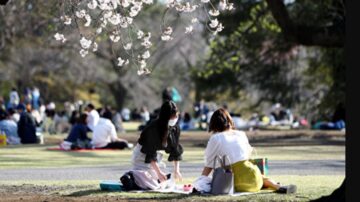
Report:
210,155,234,195
249,158,268,176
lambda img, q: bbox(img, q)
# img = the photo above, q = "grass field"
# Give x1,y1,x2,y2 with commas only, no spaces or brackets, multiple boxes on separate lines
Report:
0,175,344,201
0,129,345,201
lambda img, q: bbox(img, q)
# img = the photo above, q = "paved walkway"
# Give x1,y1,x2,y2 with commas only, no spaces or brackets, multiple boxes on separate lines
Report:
0,160,345,181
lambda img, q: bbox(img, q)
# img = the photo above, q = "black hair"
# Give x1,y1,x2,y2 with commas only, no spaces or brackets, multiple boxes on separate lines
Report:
87,103,95,110
158,101,178,147
77,113,88,125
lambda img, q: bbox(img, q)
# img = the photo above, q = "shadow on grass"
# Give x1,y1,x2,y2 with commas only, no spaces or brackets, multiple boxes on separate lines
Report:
65,189,195,200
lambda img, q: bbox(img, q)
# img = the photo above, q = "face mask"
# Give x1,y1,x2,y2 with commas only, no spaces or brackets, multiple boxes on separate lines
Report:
168,117,178,126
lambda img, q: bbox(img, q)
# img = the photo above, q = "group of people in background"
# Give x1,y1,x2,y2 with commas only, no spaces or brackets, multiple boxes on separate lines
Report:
0,86,345,146
175,101,345,132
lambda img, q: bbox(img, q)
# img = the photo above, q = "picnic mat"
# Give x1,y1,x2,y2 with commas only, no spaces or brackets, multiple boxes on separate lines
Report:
99,180,273,196
46,147,120,152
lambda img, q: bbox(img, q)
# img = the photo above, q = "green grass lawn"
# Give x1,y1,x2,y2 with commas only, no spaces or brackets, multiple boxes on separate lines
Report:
0,130,345,201
0,175,344,201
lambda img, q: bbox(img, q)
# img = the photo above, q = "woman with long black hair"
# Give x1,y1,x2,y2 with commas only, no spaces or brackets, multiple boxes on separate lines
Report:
120,101,183,190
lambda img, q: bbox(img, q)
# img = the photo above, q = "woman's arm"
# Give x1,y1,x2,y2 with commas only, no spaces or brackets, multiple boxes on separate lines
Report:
201,167,213,176
150,160,167,182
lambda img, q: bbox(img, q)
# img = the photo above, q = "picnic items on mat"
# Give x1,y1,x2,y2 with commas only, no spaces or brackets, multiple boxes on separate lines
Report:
100,180,124,191
210,155,234,195
249,158,269,176
192,175,212,193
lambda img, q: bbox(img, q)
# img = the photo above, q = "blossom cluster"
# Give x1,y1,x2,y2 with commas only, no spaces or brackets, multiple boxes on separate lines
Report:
54,0,234,75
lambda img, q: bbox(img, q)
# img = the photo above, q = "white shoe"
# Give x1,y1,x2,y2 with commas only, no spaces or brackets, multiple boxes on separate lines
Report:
127,143,134,149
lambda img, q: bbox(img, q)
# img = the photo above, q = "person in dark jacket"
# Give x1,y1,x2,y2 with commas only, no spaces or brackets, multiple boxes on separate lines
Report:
17,103,39,144
61,113,91,149
121,101,183,190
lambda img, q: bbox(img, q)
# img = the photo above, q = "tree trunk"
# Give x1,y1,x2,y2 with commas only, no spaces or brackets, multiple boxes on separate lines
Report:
108,81,127,110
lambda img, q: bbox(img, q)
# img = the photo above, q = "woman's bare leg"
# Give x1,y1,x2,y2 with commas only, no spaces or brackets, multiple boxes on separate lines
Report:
262,176,280,190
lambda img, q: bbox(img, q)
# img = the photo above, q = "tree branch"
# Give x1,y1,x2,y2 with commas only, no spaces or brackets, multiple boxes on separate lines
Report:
265,0,344,47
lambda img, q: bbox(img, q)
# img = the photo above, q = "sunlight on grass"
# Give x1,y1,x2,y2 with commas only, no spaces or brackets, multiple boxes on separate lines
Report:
0,175,344,202
0,145,344,169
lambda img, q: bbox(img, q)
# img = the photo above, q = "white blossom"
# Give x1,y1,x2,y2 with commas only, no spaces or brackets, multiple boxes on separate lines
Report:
121,0,130,8
137,67,151,76
191,18,199,24
227,3,234,10
108,14,121,25
137,30,144,39
161,35,173,41
209,9,220,16
117,57,125,66
166,0,176,8
216,23,224,32
84,14,92,27
163,27,173,35
104,11,113,19
75,10,86,18
119,17,128,28
79,49,89,57
93,42,98,52
61,15,72,25
130,5,142,17
126,17,133,24
139,60,146,68
99,3,112,10
185,25,193,34
141,39,152,48
88,0,98,9
110,35,120,42
54,33,66,43
142,0,153,5
219,0,227,10
142,50,150,59
80,37,92,49
124,43,132,50
96,27,103,34
201,0,210,3
183,2,198,12
209,19,219,28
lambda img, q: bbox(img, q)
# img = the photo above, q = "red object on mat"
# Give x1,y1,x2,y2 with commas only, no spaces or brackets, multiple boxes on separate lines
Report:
46,147,120,152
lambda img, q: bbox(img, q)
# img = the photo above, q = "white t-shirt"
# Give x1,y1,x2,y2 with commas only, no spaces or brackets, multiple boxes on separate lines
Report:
204,130,252,168
87,109,100,131
91,118,118,148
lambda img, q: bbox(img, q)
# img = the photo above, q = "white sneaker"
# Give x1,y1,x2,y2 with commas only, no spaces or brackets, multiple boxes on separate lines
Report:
127,143,134,149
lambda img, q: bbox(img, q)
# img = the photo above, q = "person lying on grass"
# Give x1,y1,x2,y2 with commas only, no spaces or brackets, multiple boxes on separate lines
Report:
120,101,183,190
197,108,297,194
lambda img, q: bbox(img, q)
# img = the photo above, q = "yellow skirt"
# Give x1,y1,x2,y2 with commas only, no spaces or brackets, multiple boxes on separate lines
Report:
231,160,263,192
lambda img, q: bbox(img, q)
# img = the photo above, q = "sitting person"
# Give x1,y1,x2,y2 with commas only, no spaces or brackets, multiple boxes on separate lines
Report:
198,108,297,194
60,113,91,150
17,104,40,144
85,103,100,132
179,112,195,130
0,109,20,145
120,101,183,191
91,112,133,149
269,103,293,126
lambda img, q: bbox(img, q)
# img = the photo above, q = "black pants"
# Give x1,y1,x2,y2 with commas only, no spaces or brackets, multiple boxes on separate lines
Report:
101,141,128,149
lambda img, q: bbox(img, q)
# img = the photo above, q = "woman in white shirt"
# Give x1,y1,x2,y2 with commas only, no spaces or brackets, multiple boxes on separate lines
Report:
91,114,133,149
200,108,296,194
